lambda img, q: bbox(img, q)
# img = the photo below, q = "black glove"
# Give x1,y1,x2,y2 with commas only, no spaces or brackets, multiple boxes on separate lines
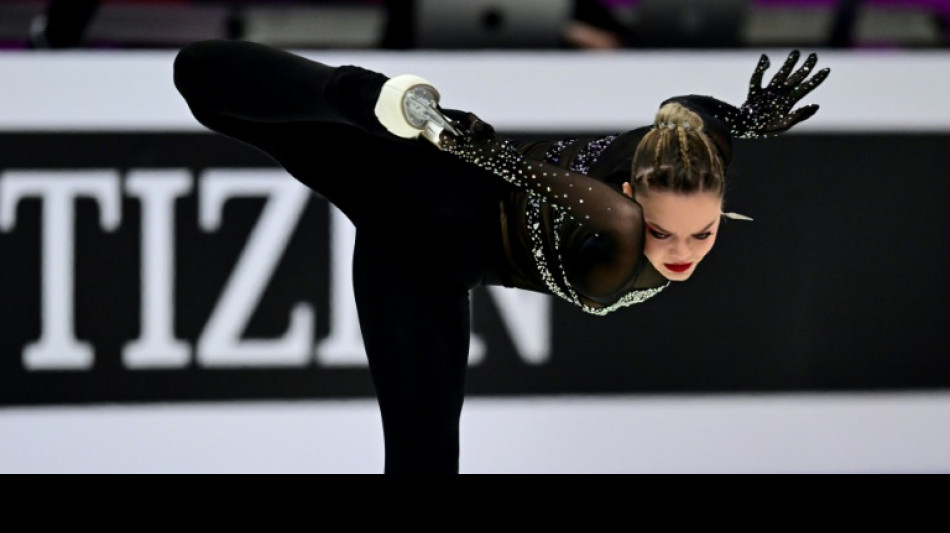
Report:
665,50,830,139
438,109,497,149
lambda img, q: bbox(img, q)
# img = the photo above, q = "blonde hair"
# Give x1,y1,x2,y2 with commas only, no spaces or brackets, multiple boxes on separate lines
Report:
631,102,726,197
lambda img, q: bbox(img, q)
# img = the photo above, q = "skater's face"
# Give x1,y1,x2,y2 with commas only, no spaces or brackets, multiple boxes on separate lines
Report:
624,185,721,282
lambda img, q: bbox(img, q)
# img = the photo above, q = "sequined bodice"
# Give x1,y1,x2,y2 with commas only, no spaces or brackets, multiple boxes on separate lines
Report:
447,128,670,316
526,134,669,315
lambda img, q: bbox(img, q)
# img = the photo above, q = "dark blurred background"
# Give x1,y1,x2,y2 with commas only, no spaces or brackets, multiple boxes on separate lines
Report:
1,0,947,51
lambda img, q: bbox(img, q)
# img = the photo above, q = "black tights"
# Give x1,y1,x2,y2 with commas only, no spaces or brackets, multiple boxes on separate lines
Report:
175,40,510,472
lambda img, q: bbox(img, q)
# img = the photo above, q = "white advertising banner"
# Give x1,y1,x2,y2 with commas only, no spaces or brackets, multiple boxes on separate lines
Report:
1,49,949,132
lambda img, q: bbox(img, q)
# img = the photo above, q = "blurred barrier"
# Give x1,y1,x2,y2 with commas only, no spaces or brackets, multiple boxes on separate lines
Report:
3,50,950,131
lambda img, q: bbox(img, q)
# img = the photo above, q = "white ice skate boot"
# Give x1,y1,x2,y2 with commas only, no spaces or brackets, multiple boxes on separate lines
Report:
374,74,461,148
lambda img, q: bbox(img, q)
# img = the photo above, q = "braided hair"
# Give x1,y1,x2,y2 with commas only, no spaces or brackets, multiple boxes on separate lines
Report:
631,102,726,198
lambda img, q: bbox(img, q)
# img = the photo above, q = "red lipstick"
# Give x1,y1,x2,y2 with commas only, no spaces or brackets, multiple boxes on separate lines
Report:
664,263,693,273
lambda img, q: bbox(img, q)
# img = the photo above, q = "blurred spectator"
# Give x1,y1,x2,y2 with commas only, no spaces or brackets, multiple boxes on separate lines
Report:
380,0,413,49
29,0,101,49
564,0,631,49
830,0,862,47
18,0,950,51
26,0,386,50
757,0,948,49
382,0,632,50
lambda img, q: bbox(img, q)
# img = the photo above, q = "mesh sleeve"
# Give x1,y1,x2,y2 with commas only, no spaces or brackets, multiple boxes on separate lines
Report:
445,129,648,300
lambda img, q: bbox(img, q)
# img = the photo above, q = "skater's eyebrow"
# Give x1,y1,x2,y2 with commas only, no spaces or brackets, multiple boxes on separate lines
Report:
646,221,715,234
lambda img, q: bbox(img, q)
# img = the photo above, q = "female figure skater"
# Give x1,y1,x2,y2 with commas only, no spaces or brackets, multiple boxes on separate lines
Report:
173,41,829,473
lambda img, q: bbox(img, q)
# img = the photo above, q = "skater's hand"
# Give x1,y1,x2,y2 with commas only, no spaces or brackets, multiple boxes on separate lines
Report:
735,50,830,138
462,112,496,140
439,111,496,150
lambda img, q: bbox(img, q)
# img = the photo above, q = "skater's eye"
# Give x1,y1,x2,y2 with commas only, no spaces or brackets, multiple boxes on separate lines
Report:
693,232,713,240
648,229,670,240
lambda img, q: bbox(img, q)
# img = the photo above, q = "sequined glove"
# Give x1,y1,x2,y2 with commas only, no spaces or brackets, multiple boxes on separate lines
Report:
440,111,532,187
666,50,830,139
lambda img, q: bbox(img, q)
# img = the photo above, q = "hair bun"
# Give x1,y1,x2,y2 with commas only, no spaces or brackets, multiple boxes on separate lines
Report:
654,103,704,132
